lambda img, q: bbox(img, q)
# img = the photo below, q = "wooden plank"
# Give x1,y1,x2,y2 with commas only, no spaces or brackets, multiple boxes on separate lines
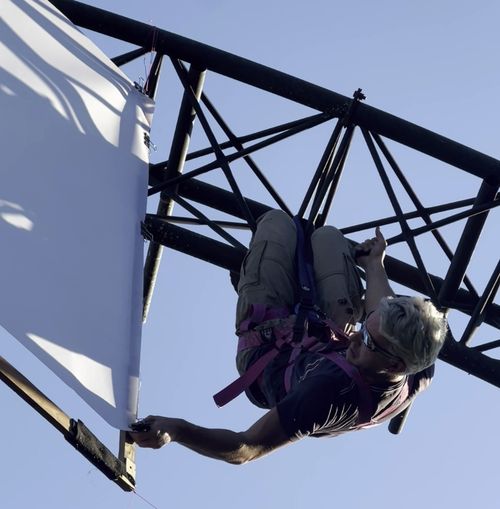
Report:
0,355,71,434
0,355,135,491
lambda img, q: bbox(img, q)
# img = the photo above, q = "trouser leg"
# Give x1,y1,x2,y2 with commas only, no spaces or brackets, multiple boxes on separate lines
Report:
311,226,364,333
235,210,298,328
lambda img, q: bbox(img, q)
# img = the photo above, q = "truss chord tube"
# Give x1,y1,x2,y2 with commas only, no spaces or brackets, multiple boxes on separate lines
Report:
439,332,500,389
460,260,500,345
386,198,500,245
362,129,438,300
298,118,345,218
50,0,500,184
143,66,206,322
148,111,334,196
308,125,355,230
438,181,499,304
372,133,478,297
111,46,149,67
145,216,246,273
200,92,292,216
177,178,272,219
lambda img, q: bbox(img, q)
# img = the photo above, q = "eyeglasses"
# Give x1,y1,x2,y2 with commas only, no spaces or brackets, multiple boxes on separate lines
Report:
360,321,401,362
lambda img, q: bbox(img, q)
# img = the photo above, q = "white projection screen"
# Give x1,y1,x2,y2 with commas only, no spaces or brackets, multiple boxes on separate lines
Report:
0,0,154,428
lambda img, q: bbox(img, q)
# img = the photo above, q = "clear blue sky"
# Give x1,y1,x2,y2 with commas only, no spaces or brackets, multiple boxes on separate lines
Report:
2,1,499,508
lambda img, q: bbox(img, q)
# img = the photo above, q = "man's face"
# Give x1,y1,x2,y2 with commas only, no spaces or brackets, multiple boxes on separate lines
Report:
346,308,404,377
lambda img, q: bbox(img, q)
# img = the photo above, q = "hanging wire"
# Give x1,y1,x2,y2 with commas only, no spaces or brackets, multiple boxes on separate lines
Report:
133,489,162,509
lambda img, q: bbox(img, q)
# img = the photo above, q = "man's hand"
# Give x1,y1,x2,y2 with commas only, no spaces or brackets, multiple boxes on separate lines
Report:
355,227,387,269
130,415,176,449
356,227,395,313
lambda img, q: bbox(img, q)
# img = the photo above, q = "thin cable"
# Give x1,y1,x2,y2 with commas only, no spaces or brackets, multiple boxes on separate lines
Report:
133,489,162,509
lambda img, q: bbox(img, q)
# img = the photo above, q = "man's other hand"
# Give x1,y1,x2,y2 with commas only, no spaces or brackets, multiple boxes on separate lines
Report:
355,227,387,269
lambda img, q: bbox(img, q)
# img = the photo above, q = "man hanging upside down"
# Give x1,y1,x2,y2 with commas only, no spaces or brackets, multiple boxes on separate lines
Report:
131,210,447,464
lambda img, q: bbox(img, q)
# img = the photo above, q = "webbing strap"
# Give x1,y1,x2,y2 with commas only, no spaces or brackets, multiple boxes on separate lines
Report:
213,337,286,408
319,350,375,424
238,304,290,334
292,216,319,342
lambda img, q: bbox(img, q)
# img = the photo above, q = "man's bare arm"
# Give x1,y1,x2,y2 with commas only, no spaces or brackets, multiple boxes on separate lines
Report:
130,408,292,464
356,227,395,314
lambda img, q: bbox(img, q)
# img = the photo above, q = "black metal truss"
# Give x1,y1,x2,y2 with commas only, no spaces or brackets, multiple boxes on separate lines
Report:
50,0,500,393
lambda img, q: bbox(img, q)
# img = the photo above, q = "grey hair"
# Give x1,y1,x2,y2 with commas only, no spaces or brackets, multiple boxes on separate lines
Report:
378,296,447,374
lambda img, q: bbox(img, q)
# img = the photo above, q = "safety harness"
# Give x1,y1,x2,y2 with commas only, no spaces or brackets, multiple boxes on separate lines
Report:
214,217,412,428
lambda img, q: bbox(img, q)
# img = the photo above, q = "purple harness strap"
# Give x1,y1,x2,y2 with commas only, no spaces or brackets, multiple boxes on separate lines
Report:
318,350,373,424
213,346,281,407
213,304,290,408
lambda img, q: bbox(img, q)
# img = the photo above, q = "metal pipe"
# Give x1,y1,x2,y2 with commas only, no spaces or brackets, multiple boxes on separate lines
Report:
340,197,480,234
148,111,333,196
142,66,206,322
460,260,500,345
50,0,500,184
170,58,256,231
363,129,437,300
308,125,355,228
144,216,246,273
111,47,148,67
151,111,334,169
298,118,344,218
438,181,499,305
177,179,272,219
201,93,292,216
316,132,352,227
387,198,500,245
439,332,500,389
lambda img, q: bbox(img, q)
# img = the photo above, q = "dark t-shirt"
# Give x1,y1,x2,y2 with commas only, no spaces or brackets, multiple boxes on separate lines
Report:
241,342,433,439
